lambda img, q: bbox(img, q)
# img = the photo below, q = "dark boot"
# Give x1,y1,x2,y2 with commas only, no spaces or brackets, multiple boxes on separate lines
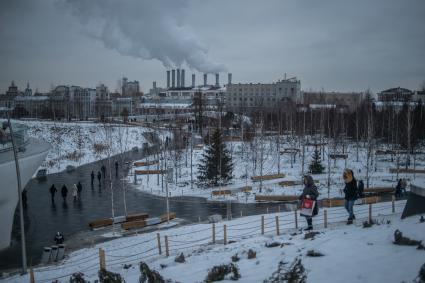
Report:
305,218,313,230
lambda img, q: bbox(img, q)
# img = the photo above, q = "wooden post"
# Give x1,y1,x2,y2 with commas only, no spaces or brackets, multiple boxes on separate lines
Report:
223,224,227,245
392,195,395,213
212,223,216,244
294,209,298,230
266,207,269,214
99,248,105,270
29,268,35,283
275,216,280,236
324,210,328,228
261,216,265,235
156,233,162,255
369,203,372,224
278,205,280,213
165,236,169,257
240,210,243,217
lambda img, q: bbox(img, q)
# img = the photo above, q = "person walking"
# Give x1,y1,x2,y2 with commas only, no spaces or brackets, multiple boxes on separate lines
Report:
54,232,64,245
101,164,106,179
72,184,78,201
97,171,102,187
49,184,57,203
77,181,83,196
343,169,358,224
61,184,68,202
299,175,319,231
395,179,403,199
400,178,407,196
90,171,95,187
115,161,119,178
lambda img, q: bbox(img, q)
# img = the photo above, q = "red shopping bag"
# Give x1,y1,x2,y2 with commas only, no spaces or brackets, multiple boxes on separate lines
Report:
300,198,316,217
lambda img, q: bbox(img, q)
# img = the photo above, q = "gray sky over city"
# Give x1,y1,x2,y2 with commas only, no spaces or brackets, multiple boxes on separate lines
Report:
1,0,424,93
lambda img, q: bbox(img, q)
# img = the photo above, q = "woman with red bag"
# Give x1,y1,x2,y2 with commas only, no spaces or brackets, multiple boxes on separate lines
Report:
299,175,319,231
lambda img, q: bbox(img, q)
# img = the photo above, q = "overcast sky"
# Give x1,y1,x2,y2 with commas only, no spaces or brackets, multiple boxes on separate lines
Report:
1,0,424,94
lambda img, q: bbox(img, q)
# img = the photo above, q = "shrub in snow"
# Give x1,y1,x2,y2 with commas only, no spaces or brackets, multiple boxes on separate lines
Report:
175,253,185,263
98,268,124,283
263,258,307,283
265,242,281,248
204,263,241,282
139,261,165,283
69,272,88,283
393,229,424,249
304,231,320,240
231,253,240,262
247,249,256,259
306,250,324,257
418,263,425,283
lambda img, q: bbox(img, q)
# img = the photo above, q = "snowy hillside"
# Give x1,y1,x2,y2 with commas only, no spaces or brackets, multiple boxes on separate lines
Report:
17,120,165,174
130,137,425,203
2,200,424,282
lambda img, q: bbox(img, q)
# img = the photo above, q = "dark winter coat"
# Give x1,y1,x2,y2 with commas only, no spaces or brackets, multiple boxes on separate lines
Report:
97,172,102,181
77,182,82,193
91,171,95,180
299,175,319,216
61,185,68,197
54,233,64,245
343,179,358,200
358,180,364,198
49,185,57,195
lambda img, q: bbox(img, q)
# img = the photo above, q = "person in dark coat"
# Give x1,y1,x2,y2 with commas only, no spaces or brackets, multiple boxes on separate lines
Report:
343,169,358,224
49,184,57,203
299,175,319,231
115,161,119,178
101,165,106,178
77,181,83,196
395,179,402,199
61,185,68,202
22,189,27,209
358,180,365,198
54,232,64,245
90,171,95,187
97,171,102,187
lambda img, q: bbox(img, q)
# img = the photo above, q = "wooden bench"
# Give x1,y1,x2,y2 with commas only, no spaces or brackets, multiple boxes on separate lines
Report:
135,169,167,175
364,187,394,194
361,196,381,204
389,168,425,174
126,213,149,222
121,220,146,230
278,180,297,187
160,212,176,222
329,154,348,159
320,198,345,207
251,173,285,182
212,190,232,196
255,195,298,202
238,186,252,193
134,160,158,167
89,218,113,229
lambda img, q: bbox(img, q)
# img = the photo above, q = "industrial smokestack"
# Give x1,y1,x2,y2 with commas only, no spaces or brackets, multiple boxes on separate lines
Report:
167,70,170,88
172,69,175,88
181,69,185,87
215,73,219,87
203,73,207,86
153,81,157,90
177,69,181,88
192,74,195,88
228,73,232,85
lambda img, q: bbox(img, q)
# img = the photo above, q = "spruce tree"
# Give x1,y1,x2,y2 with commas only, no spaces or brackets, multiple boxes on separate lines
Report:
198,128,233,186
309,146,325,174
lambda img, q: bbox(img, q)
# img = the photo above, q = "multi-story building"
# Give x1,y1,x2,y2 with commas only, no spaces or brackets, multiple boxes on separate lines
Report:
302,91,363,112
378,87,414,102
122,77,140,97
225,77,301,113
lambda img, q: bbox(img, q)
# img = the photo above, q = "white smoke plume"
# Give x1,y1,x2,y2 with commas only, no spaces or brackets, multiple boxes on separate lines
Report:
64,0,226,73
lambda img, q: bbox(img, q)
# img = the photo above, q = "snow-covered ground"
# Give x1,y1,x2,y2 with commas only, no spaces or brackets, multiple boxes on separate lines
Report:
11,120,169,174
2,200,424,283
130,137,425,203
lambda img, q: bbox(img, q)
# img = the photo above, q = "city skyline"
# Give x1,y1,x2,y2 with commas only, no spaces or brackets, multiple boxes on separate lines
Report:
1,0,425,93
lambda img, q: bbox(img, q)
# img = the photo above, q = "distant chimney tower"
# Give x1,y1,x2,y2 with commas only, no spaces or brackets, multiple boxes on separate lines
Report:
228,73,232,85
177,69,181,88
153,81,157,90
192,74,195,88
172,69,176,88
181,69,185,87
167,70,170,88
215,73,219,87
203,73,207,86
